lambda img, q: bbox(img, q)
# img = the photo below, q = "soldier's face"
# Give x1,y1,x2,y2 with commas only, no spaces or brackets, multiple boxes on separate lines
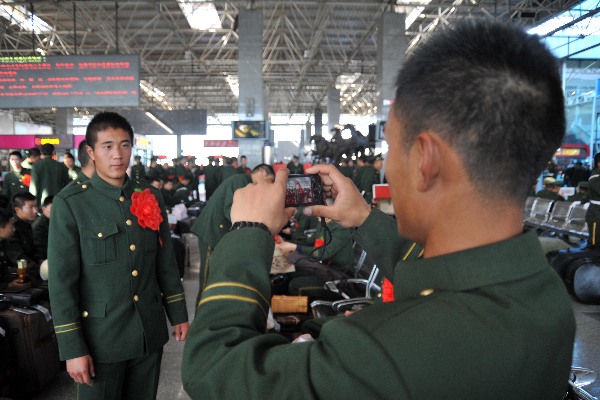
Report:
16,200,38,222
88,127,132,187
9,155,22,170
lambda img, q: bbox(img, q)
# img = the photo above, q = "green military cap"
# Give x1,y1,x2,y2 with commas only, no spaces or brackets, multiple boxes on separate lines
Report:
543,176,557,185
578,181,589,189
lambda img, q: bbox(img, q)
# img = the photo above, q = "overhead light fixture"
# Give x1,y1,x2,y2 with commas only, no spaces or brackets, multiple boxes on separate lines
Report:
0,2,52,34
226,75,239,98
146,111,174,134
177,0,221,31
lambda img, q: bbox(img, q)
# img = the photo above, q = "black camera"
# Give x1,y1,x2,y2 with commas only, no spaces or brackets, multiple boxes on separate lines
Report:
285,174,325,207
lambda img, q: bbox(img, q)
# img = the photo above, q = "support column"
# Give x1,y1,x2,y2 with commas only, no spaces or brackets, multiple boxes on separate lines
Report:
314,107,322,137
55,108,74,150
377,13,406,123
327,89,340,134
238,9,265,167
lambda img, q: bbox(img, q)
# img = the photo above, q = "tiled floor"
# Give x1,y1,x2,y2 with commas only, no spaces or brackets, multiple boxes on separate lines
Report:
32,267,199,400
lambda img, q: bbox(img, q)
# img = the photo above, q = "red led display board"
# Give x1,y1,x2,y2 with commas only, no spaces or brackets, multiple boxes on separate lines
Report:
0,54,140,108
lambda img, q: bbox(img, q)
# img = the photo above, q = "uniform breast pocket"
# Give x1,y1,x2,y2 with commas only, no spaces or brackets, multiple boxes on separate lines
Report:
143,230,158,254
82,223,120,265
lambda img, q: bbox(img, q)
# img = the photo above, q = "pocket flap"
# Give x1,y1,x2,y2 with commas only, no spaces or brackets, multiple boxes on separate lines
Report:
85,223,119,240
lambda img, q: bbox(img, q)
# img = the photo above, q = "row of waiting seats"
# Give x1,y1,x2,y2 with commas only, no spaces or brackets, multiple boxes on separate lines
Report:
524,196,588,238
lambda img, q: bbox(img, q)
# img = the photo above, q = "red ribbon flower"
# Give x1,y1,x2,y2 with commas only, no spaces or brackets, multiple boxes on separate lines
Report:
381,277,395,303
21,174,31,187
130,189,163,231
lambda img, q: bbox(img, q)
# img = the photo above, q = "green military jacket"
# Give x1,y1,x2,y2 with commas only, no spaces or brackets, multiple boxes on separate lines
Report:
130,163,146,182
359,166,379,204
203,165,219,200
182,209,574,399
48,173,188,363
32,214,49,261
535,189,564,201
191,173,252,248
2,167,30,201
30,157,70,207
218,165,238,185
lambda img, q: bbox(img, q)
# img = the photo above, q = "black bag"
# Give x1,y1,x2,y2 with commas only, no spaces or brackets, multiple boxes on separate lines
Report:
0,302,60,398
187,201,206,217
0,315,17,399
0,287,48,307
547,247,600,304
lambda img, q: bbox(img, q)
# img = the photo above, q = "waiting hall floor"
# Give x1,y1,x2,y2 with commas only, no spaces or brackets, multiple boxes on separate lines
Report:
31,261,600,399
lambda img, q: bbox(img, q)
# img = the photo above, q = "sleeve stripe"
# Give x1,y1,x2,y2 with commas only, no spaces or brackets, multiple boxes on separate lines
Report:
165,292,185,300
56,326,82,334
166,295,186,304
203,282,269,305
54,322,80,329
198,294,267,318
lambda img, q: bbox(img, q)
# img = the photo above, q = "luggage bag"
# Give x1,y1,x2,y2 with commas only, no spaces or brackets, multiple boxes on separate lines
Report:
0,302,60,398
547,247,600,304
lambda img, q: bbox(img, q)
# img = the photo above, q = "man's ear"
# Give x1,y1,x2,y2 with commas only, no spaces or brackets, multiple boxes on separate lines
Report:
415,131,442,192
86,145,95,162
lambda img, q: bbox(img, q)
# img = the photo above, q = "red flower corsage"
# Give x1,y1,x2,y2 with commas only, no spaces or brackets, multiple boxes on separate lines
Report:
21,174,31,187
130,189,163,231
381,277,395,303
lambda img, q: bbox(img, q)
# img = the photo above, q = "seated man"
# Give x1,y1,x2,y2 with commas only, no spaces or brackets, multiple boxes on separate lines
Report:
8,192,38,263
0,208,20,290
182,20,575,399
536,176,565,201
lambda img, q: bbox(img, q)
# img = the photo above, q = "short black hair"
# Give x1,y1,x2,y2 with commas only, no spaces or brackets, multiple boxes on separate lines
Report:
63,152,74,160
42,195,53,208
9,150,23,159
251,163,275,178
27,148,41,158
86,112,134,149
77,140,91,168
0,208,13,229
12,191,36,210
393,19,565,203
41,144,55,156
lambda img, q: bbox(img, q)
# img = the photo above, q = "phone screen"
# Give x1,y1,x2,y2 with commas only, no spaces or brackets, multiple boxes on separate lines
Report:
285,174,325,207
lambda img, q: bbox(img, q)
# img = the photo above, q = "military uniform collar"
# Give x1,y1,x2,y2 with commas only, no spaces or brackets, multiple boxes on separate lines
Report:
90,173,135,200
394,230,547,299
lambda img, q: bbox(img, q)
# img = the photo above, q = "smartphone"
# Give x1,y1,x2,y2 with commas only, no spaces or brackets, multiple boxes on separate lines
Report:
285,174,325,207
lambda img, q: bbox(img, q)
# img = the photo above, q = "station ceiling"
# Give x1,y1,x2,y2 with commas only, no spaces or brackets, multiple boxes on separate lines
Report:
0,0,584,126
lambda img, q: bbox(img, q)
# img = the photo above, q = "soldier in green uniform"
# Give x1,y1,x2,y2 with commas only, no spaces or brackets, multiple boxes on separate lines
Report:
287,155,304,175
130,155,146,183
30,143,70,208
337,159,354,179
202,157,219,200
63,152,81,181
352,155,368,188
567,181,589,203
586,153,600,245
218,156,238,185
358,154,383,204
190,164,275,299
32,195,52,262
535,176,565,201
2,150,30,203
48,112,189,400
182,20,574,399
72,140,96,184
20,147,40,170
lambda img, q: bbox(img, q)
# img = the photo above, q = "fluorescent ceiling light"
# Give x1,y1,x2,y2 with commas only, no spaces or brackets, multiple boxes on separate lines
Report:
140,80,173,109
177,0,221,31
146,111,174,134
0,2,52,34
528,0,600,36
226,75,239,98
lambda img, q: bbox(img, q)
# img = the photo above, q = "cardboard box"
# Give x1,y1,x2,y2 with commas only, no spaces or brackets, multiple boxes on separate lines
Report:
271,295,308,313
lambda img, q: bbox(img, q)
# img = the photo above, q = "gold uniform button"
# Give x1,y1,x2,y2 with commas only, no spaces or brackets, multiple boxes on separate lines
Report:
97,232,103,238
82,184,88,189
219,224,224,229
82,311,89,318
126,219,132,226
133,295,139,302
419,288,435,297
130,244,136,251
119,196,125,202
377,293,382,298
132,270,138,277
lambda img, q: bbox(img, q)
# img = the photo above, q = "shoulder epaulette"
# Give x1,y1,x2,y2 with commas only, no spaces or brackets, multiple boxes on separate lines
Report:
59,181,90,198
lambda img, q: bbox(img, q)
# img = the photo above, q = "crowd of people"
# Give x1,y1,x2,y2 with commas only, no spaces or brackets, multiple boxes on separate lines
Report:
0,18,582,400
